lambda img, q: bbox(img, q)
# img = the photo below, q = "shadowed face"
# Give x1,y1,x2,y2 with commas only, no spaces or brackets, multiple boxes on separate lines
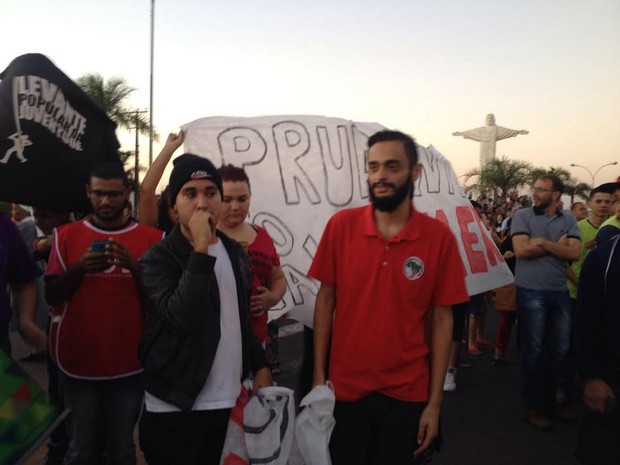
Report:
11,204,30,222
587,193,610,220
32,208,70,235
531,179,558,209
87,177,129,226
220,180,251,229
174,178,222,238
570,202,588,221
367,140,421,212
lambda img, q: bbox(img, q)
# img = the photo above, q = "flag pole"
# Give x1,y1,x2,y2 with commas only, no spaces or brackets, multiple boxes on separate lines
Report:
148,0,155,166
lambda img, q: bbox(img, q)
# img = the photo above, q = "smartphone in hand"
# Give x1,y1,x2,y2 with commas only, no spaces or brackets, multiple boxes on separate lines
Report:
91,240,109,253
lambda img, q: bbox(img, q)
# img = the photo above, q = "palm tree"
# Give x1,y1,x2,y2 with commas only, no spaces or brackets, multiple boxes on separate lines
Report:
76,73,156,187
76,73,152,136
462,156,533,198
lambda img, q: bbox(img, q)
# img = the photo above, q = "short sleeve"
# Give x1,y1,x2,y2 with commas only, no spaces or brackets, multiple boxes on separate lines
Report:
259,227,281,268
566,215,581,240
510,209,530,236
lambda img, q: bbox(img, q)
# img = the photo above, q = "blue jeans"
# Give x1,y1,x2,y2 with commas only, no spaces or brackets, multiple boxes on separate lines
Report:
517,287,571,409
517,288,571,409
59,372,143,465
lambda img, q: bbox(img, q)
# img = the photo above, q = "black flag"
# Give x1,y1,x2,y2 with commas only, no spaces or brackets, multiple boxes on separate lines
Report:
0,53,121,211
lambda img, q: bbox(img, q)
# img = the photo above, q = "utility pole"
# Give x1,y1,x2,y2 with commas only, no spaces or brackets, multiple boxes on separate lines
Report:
149,0,155,165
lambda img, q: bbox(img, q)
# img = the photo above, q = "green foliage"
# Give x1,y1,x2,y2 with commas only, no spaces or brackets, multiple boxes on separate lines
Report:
76,74,153,137
76,73,156,185
463,157,593,204
463,156,533,198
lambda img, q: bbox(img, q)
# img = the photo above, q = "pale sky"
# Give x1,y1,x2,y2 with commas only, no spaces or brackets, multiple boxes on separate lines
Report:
3,0,620,186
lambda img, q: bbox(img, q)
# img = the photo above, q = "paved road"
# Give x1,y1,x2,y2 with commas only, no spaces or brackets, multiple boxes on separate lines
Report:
11,310,580,465
434,339,580,465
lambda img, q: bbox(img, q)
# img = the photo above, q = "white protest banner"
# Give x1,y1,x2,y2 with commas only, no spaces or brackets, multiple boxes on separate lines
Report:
182,115,513,327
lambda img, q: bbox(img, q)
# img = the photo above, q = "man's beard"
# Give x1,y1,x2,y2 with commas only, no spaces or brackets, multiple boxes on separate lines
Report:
368,177,413,212
534,197,552,210
94,205,124,223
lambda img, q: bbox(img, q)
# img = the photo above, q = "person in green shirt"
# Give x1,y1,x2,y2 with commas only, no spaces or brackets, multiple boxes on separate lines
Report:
567,187,612,298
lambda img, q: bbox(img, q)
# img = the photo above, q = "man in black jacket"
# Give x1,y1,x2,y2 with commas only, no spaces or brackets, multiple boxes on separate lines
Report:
138,154,271,465
575,233,619,465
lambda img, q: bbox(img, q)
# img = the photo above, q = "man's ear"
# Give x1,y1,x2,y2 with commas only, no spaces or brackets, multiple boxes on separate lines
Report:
85,183,90,195
411,163,423,182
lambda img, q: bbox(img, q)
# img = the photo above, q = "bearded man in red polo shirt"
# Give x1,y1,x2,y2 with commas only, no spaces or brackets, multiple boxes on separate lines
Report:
309,130,468,464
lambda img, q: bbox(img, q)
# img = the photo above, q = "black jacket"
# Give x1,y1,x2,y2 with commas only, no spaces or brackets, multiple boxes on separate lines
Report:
138,225,268,411
576,234,620,393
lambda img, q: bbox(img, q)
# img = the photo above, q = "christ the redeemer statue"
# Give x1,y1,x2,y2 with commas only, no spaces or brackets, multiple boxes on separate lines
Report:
453,114,529,166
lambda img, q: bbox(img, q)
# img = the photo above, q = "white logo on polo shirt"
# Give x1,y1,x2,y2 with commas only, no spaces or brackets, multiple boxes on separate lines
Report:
403,257,424,280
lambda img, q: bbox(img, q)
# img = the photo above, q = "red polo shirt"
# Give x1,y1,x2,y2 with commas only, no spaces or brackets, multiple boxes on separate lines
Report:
308,204,468,402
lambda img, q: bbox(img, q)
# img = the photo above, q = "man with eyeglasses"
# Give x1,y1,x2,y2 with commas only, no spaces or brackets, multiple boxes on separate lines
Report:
511,175,581,431
45,162,163,464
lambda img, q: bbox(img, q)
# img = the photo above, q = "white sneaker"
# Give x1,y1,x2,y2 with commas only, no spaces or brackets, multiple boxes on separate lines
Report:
443,368,457,392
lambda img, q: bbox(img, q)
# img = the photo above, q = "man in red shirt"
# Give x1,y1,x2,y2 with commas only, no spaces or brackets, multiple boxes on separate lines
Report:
45,162,163,464
309,130,468,464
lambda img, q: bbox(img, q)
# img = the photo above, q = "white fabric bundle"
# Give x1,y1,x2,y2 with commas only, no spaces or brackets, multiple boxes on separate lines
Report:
293,383,335,465
244,386,296,465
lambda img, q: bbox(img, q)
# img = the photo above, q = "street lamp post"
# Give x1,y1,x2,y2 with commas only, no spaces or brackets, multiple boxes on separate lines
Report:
570,161,618,186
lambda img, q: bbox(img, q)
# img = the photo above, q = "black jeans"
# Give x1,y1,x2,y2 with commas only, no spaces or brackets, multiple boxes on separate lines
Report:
330,392,441,465
139,407,231,465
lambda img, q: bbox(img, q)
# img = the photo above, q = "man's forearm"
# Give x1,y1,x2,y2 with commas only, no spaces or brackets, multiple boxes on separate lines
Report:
566,267,578,286
312,285,335,385
13,281,46,350
541,240,581,261
512,235,546,258
45,265,85,305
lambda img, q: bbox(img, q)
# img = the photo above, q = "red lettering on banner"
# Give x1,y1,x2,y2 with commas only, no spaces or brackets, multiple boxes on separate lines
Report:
433,209,450,227
473,213,504,267
455,206,488,273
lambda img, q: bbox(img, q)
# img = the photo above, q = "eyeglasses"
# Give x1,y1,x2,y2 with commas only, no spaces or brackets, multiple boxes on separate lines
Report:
530,187,554,194
89,190,126,199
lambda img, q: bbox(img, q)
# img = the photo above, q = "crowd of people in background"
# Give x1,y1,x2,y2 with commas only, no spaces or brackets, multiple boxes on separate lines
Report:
1,128,619,465
445,176,619,465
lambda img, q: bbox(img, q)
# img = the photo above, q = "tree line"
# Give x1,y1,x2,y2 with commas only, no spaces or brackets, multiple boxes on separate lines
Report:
463,156,590,204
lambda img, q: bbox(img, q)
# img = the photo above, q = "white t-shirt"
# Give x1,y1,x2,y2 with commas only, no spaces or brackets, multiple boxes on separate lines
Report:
145,238,243,412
